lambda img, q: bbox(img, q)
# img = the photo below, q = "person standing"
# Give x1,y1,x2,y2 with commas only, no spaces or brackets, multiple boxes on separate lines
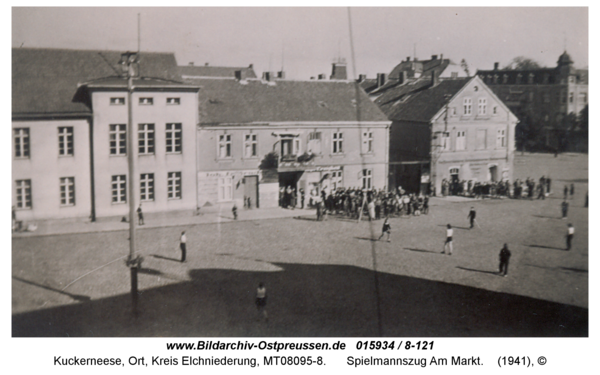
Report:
467,207,476,229
566,224,575,250
180,231,187,262
255,282,268,322
498,243,511,277
561,200,569,219
378,217,391,242
442,224,453,255
137,204,144,225
300,188,305,209
570,183,575,199
232,203,238,220
564,185,569,200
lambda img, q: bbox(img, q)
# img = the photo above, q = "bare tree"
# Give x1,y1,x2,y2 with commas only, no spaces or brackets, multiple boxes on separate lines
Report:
460,58,470,76
502,56,543,70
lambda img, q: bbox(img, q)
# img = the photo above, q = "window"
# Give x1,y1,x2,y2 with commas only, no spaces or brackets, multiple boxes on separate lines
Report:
58,127,74,156
463,98,472,115
579,92,587,103
503,74,509,84
361,169,372,189
244,134,258,158
140,173,154,201
441,132,450,151
332,132,343,154
451,72,458,78
166,123,182,153
497,129,506,148
307,132,322,154
478,98,487,115
493,106,498,115
561,91,567,104
166,97,180,105
109,124,127,155
14,128,30,158
456,131,466,151
138,124,155,154
110,97,125,105
331,171,343,190
218,134,231,158
362,131,373,153
167,172,182,199
218,177,233,201
451,107,457,116
111,175,127,203
15,179,32,209
528,73,535,84
60,177,75,206
476,129,487,150
139,97,153,105
569,92,574,103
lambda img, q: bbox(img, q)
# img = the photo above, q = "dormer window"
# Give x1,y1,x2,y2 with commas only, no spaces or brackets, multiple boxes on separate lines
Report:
110,97,125,105
139,97,153,105
167,97,180,105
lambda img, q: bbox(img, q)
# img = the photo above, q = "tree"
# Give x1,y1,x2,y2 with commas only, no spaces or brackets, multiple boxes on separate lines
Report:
502,56,543,70
460,58,470,77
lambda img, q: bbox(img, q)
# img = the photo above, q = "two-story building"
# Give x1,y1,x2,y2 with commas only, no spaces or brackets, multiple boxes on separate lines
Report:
183,73,391,211
12,48,199,221
374,73,518,195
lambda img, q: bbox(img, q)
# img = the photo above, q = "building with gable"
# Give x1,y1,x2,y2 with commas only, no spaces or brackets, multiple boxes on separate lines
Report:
374,73,518,195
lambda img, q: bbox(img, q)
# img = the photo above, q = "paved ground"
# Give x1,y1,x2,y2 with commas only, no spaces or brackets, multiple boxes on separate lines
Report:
12,153,588,337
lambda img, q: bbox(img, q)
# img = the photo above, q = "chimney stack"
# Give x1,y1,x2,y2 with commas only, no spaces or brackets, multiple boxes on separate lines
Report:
277,71,286,79
262,71,271,81
406,56,411,62
494,62,499,70
205,62,209,66
318,74,327,80
358,74,367,82
330,61,348,80
235,69,247,81
188,62,194,66
431,55,438,60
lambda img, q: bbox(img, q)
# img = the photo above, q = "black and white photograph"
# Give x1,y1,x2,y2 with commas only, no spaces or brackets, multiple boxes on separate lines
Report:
9,4,593,368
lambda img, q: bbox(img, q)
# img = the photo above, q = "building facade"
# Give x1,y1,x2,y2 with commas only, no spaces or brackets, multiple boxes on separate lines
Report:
476,51,588,151
184,75,391,211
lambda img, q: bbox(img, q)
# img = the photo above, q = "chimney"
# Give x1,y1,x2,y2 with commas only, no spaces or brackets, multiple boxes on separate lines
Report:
376,73,386,88
431,71,439,86
406,56,411,62
358,74,367,82
188,62,194,66
205,62,209,66
440,54,443,60
330,61,348,80
494,62,499,70
262,71,271,81
318,74,327,80
431,55,438,60
277,71,285,79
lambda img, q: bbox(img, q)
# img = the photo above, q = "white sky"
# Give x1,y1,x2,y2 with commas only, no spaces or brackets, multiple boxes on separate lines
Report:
11,6,589,80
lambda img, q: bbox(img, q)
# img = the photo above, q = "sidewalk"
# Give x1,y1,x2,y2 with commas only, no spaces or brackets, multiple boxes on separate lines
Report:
12,207,316,238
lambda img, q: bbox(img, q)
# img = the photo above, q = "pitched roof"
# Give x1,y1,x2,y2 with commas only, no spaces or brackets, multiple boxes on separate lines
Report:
377,78,470,122
183,78,389,124
12,48,181,116
179,64,257,78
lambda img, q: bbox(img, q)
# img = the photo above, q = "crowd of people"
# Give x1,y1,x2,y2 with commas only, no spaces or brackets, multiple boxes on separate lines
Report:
287,187,430,221
439,176,555,199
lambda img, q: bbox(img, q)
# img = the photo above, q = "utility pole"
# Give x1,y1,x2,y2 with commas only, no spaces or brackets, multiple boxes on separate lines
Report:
120,51,143,317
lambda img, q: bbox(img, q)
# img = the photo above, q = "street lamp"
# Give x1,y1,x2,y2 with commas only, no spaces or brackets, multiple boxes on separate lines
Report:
120,52,143,317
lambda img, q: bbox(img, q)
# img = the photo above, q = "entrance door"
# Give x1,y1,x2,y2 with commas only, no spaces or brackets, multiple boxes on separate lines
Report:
449,168,460,195
244,176,258,208
489,166,498,182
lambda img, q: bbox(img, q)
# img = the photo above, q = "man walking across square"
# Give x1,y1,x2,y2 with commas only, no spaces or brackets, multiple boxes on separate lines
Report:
180,231,187,262
566,224,575,250
498,243,511,277
378,216,391,242
442,224,453,255
467,207,476,229
561,200,569,219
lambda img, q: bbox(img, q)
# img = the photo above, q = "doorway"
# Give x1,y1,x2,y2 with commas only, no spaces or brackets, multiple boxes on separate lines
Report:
244,175,259,209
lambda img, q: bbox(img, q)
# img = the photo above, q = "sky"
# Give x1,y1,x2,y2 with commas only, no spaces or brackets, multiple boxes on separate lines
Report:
11,6,589,80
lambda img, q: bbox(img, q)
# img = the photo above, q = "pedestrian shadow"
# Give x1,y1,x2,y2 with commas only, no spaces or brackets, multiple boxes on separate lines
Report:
138,268,162,276
437,225,470,230
403,248,438,254
13,276,91,302
455,266,499,276
528,244,567,251
355,236,378,242
293,216,319,222
532,215,560,220
560,267,588,274
151,254,181,263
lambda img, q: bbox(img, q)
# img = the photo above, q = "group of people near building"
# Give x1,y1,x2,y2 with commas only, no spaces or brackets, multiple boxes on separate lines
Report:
439,175,556,200
305,187,430,221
